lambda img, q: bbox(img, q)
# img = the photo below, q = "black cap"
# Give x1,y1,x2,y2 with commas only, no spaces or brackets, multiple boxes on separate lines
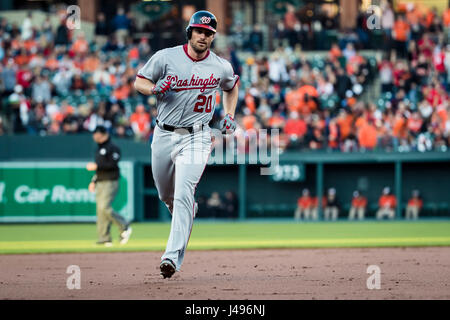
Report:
94,125,107,134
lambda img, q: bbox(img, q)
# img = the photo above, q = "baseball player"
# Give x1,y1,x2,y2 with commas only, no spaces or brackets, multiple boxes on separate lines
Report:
134,11,239,279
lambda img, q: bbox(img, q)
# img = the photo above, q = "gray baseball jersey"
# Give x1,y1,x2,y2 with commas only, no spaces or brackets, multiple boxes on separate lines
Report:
137,44,239,127
138,44,239,275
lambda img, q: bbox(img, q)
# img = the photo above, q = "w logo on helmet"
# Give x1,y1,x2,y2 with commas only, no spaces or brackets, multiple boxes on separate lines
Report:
200,16,211,24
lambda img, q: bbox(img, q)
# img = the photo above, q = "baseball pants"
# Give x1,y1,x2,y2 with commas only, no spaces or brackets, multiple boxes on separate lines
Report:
348,207,365,220
151,125,212,271
96,180,128,242
405,205,419,220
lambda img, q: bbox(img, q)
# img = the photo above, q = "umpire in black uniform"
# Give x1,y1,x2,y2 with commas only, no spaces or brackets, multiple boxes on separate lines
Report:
87,125,132,246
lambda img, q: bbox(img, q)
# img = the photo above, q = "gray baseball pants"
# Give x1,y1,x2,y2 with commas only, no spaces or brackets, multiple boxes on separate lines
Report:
151,125,211,271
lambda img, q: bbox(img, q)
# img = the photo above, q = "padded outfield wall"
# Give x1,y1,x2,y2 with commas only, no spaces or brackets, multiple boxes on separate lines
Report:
0,136,449,222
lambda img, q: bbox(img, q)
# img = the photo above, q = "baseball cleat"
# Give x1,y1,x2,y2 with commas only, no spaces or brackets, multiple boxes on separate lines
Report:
96,241,113,247
160,259,176,279
120,227,132,245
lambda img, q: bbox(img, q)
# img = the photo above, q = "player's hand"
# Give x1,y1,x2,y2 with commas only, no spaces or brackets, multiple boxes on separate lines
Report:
88,182,96,193
86,162,97,171
219,113,236,134
152,78,173,96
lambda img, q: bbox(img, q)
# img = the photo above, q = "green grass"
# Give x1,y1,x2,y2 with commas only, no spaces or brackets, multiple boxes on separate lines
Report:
0,221,450,254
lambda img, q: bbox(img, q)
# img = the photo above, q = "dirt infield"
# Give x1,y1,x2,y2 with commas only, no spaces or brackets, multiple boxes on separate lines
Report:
1,247,449,300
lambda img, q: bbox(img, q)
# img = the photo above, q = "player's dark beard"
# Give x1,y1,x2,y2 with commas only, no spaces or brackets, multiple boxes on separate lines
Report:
190,40,208,54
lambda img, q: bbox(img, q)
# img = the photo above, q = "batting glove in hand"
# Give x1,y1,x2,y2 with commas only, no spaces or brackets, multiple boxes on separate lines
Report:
219,113,236,134
152,78,173,96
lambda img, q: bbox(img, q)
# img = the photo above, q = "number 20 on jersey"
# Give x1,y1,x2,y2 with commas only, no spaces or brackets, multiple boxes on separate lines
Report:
193,94,213,113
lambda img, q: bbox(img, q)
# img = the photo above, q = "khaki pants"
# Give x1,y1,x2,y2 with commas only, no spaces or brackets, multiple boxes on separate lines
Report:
376,207,395,220
348,207,365,220
96,180,128,242
95,35,108,48
115,29,129,45
294,207,311,220
405,205,419,220
324,206,339,221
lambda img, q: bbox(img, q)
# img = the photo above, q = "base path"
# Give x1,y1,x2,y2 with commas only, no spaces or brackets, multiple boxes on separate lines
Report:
1,247,449,300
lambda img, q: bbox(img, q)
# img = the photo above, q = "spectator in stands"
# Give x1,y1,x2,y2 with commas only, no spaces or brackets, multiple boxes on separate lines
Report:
405,189,423,220
392,14,410,59
113,7,130,46
295,188,312,221
129,104,150,141
54,18,70,47
358,119,378,151
1,58,17,97
376,187,397,220
348,190,367,220
310,193,327,221
223,191,238,218
21,12,33,41
381,2,395,48
284,111,307,149
207,192,224,218
95,13,109,48
324,188,339,221
31,74,51,103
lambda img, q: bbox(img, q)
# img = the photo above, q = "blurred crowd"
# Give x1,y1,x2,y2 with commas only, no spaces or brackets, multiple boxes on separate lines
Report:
233,2,450,153
295,186,423,221
0,3,449,153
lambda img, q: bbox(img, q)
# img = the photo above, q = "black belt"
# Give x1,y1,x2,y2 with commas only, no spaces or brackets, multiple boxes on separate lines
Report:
156,120,204,134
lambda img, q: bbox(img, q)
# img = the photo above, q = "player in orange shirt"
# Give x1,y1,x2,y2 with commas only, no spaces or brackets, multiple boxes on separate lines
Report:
348,190,367,220
376,187,397,220
405,190,423,220
310,194,327,221
294,188,313,220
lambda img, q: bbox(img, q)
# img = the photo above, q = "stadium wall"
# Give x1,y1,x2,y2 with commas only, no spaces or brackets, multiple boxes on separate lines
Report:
1,136,449,222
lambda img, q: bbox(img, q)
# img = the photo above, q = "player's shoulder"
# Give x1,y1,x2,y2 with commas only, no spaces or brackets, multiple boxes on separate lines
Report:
150,45,183,59
209,50,233,69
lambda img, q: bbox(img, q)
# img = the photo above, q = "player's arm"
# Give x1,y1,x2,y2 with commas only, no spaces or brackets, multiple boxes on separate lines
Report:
134,76,156,96
222,85,239,118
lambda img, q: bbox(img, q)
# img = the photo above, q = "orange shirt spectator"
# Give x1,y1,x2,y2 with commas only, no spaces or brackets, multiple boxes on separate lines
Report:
244,92,256,113
406,7,421,25
71,36,89,55
408,197,423,208
379,194,397,209
242,114,257,130
358,122,378,149
45,57,59,70
443,9,450,27
352,196,367,208
114,84,130,101
337,113,353,140
328,119,339,149
297,196,312,209
284,117,307,137
393,115,407,139
128,46,139,60
297,85,318,114
268,113,285,129
354,115,367,130
130,105,150,136
311,196,327,208
285,88,302,113
329,44,342,62
83,56,100,73
407,116,423,133
392,19,410,42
